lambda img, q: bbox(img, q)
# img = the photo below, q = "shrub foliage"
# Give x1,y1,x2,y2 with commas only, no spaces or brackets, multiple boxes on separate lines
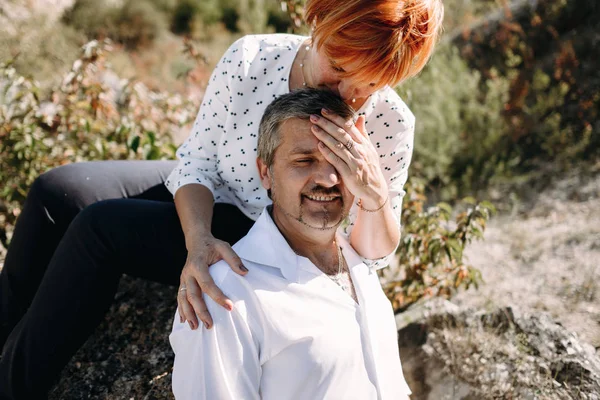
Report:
0,38,492,311
0,40,198,249
382,179,495,311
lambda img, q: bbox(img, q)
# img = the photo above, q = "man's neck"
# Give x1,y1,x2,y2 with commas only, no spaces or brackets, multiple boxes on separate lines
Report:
270,207,339,274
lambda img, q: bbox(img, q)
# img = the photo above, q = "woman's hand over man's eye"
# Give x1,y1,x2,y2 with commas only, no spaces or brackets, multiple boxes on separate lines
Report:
309,110,388,208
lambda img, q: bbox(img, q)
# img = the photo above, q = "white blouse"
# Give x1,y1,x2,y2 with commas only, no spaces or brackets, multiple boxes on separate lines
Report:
165,34,415,266
170,207,412,400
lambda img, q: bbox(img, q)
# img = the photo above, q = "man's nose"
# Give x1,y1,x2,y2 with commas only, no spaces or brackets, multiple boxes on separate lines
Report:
313,161,340,187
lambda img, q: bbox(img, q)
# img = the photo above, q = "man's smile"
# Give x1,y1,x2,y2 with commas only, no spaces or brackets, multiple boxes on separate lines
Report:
303,194,341,203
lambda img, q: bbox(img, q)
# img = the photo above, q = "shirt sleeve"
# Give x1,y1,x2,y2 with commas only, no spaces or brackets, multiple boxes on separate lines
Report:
164,38,244,198
169,275,261,399
341,95,416,270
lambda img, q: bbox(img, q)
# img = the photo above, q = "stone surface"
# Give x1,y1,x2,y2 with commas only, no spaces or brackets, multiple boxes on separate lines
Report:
48,276,600,399
398,304,600,400
49,276,176,399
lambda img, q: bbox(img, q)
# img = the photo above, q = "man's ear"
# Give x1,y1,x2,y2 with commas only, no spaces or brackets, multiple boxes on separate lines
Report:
256,157,272,191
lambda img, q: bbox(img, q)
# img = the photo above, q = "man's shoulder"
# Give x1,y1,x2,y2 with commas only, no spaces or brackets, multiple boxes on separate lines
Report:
209,258,283,286
208,258,284,301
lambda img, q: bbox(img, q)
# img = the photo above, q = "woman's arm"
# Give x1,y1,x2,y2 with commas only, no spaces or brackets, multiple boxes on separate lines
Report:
310,104,413,262
348,195,400,259
168,38,250,330
175,184,248,330
175,184,215,251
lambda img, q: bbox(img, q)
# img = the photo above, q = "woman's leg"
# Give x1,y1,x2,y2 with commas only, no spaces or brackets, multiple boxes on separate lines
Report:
0,199,253,400
0,160,177,347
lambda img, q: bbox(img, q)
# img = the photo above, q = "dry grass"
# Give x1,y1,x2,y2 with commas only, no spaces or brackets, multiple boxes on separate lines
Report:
453,172,600,352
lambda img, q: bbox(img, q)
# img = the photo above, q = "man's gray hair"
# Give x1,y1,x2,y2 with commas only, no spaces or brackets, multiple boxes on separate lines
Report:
257,88,355,168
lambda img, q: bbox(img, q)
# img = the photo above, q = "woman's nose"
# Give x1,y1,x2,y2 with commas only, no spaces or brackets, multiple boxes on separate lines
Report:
338,81,356,100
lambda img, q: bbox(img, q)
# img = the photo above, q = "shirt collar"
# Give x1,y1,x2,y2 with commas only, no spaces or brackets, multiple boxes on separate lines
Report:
233,206,300,282
233,206,364,283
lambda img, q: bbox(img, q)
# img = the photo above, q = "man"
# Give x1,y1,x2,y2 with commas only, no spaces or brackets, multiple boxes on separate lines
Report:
169,89,411,399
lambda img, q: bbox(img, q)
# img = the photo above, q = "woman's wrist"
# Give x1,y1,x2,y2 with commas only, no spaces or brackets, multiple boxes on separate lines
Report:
356,190,388,212
357,195,389,213
184,226,214,250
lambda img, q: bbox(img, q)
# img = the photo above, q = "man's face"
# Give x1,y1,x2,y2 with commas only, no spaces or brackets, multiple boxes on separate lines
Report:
257,118,354,231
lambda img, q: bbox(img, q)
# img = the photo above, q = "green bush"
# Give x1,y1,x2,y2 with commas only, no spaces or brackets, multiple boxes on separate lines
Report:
397,45,510,199
382,178,495,311
63,0,167,49
0,40,199,249
147,0,178,14
451,0,600,181
170,0,283,38
0,16,84,92
112,0,168,49
0,39,494,312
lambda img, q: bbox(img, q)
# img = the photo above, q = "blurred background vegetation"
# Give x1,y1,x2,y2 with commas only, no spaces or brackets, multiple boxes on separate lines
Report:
1,0,598,309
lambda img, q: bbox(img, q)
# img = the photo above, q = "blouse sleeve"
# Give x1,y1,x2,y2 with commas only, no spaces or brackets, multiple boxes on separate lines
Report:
341,95,416,270
164,38,244,197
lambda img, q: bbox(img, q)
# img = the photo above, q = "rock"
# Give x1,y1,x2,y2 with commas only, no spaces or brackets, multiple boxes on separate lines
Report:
47,277,600,399
49,276,176,399
397,303,600,399
395,297,459,331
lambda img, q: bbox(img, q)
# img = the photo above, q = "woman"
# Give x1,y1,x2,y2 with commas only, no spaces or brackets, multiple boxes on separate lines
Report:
0,0,443,398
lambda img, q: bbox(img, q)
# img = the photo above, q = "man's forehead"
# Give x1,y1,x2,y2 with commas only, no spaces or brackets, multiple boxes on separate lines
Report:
280,117,312,132
279,118,318,151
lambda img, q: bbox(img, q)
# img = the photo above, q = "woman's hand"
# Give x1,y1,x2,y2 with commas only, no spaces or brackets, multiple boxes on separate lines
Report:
310,110,388,210
177,235,248,330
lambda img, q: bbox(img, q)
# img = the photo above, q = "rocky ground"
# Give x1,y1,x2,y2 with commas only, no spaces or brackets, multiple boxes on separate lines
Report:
44,170,600,399
48,278,176,399
398,301,600,399
1,170,598,399
454,170,600,353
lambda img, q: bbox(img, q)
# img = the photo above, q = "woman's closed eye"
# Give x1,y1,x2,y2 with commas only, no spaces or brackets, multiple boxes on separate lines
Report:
330,60,345,73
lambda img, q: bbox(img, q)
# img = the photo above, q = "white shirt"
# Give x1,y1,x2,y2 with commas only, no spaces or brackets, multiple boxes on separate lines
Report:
170,207,412,400
164,34,415,267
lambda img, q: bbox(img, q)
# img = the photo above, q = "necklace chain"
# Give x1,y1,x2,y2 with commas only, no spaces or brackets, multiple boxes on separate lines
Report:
329,242,348,291
299,41,311,88
290,240,354,298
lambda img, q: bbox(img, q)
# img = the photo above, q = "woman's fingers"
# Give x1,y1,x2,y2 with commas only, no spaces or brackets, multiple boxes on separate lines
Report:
177,279,198,329
311,124,355,168
185,278,213,329
177,237,246,330
355,115,368,139
320,108,364,143
317,142,353,181
195,265,234,312
310,113,361,147
216,241,248,276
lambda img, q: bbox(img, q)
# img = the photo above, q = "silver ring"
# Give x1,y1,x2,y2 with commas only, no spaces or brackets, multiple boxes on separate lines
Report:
345,139,354,151
179,286,187,292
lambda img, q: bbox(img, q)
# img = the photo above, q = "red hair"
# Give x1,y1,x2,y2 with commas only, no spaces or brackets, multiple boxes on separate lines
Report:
304,0,444,87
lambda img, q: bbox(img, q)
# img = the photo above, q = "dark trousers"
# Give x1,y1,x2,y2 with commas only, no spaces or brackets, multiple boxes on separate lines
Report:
0,161,255,399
